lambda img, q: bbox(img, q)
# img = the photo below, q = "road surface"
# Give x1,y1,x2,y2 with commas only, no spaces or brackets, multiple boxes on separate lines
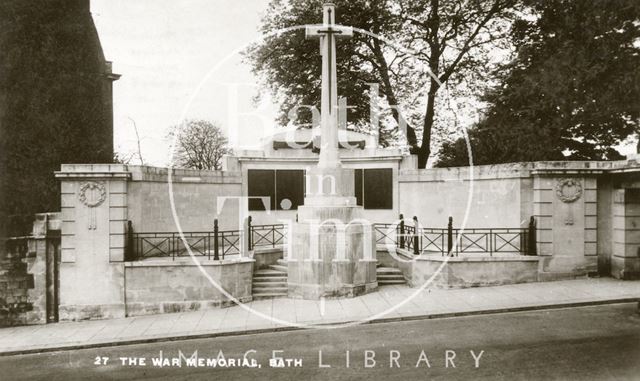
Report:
1,302,639,380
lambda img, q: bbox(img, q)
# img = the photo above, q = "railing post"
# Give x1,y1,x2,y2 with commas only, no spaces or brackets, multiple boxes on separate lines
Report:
213,219,220,260
528,216,537,255
126,220,134,261
447,216,453,256
247,215,253,251
412,216,419,255
399,213,405,249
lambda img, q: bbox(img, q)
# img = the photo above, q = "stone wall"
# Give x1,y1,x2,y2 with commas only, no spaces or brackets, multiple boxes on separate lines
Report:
50,160,640,322
398,163,533,228
380,248,539,289
0,238,41,326
126,166,242,232
124,259,253,316
0,212,61,326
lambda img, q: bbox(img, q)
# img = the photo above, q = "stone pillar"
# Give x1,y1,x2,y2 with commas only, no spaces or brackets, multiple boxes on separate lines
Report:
55,165,131,320
533,174,598,280
611,189,640,279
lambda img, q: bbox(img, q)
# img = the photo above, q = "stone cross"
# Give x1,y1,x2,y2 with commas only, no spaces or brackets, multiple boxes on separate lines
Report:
306,3,352,169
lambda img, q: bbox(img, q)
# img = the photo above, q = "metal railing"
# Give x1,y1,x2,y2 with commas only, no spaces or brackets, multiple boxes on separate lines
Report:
126,215,536,260
374,215,537,257
248,218,286,250
126,219,287,261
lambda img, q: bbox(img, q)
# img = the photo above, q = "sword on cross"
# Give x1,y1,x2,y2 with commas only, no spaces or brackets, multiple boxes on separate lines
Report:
306,3,353,168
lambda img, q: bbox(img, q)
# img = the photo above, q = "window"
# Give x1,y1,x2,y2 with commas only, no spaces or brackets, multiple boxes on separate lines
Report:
354,168,393,209
248,169,305,211
248,170,275,211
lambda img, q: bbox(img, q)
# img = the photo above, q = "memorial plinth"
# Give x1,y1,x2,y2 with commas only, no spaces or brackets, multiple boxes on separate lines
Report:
288,168,377,299
286,3,378,299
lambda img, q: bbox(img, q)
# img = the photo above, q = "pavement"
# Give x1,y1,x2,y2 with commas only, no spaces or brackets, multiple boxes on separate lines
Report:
0,278,638,356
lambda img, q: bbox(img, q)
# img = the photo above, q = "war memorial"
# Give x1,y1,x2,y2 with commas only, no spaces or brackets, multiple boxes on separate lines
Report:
1,2,639,326
2,2,640,380
0,4,640,324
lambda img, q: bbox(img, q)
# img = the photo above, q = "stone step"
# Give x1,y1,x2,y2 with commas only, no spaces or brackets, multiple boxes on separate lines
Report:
253,280,287,287
376,267,402,273
252,277,286,283
377,274,405,279
268,264,288,272
252,286,288,293
377,274,404,279
378,280,407,285
253,293,287,300
254,269,286,276
253,284,288,292
376,267,406,285
378,278,406,283
253,278,287,286
253,292,287,296
276,259,288,266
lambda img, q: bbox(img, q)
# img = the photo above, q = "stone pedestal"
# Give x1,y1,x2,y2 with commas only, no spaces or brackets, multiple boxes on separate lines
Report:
287,167,377,299
55,164,130,320
532,174,598,280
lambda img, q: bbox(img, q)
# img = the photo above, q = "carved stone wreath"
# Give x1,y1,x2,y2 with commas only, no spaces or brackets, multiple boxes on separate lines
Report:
78,181,107,207
555,178,582,203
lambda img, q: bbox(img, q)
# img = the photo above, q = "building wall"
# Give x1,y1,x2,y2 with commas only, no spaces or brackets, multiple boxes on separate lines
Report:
0,0,118,241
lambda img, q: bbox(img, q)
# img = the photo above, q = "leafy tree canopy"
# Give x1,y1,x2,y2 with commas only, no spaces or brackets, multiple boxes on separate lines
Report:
246,0,518,168
438,0,640,167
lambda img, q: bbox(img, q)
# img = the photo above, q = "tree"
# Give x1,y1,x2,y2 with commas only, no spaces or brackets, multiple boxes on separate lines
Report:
246,0,518,168
169,120,231,170
438,0,640,167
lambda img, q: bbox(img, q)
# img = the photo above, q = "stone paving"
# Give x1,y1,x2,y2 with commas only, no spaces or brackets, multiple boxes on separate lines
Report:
0,278,638,355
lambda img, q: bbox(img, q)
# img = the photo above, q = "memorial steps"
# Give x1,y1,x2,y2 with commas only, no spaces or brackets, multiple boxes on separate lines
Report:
376,266,406,285
252,259,407,300
251,259,288,299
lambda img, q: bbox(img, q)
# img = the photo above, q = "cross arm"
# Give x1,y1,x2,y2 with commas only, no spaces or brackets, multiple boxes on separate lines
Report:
305,25,354,40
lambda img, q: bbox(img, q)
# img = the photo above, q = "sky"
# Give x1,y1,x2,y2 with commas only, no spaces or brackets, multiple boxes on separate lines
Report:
92,0,278,165
91,1,636,165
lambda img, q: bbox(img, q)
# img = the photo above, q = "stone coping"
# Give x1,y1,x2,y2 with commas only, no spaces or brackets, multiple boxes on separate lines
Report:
233,148,404,161
55,160,640,185
124,257,254,267
252,246,286,254
128,165,241,183
415,255,540,263
382,246,539,262
55,164,242,183
400,159,640,181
